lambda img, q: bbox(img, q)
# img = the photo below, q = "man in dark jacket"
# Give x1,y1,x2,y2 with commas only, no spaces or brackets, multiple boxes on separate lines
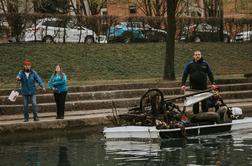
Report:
181,50,215,114
16,60,46,122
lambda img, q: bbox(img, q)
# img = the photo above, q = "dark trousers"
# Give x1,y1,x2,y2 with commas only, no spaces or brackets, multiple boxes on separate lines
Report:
193,99,208,114
54,91,67,118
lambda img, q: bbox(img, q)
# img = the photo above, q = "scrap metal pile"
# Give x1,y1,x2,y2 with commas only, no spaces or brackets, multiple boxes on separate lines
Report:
110,88,234,129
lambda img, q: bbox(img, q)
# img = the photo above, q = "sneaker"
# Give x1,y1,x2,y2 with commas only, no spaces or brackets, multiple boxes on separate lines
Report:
34,117,39,121
24,119,29,122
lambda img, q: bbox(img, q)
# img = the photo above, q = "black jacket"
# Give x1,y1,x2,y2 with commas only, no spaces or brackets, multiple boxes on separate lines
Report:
182,58,214,90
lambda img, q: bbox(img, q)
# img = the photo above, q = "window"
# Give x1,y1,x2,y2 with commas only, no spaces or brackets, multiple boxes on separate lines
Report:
100,8,107,16
42,21,66,28
129,4,136,14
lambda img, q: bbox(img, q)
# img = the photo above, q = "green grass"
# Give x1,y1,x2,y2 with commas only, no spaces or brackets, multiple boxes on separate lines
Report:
0,42,252,88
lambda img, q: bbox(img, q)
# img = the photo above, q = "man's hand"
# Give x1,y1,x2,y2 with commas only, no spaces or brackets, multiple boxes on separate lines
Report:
211,84,219,90
42,88,46,93
181,85,187,92
16,76,20,81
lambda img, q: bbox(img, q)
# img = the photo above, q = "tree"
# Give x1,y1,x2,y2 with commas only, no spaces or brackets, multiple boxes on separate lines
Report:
202,0,224,41
136,0,167,16
163,0,178,80
89,0,107,15
136,0,191,17
0,0,29,41
235,0,252,14
33,0,69,13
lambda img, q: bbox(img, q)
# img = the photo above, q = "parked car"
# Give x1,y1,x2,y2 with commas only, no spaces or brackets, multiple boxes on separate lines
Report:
107,22,167,43
235,31,252,42
179,23,230,43
19,18,98,43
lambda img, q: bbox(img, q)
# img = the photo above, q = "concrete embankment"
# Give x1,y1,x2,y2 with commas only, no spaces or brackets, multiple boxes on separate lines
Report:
0,77,252,135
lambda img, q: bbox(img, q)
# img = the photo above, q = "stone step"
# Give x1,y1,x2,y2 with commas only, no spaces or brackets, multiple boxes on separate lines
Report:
1,96,252,115
0,82,180,96
219,83,252,91
1,83,252,105
220,90,252,99
0,97,139,114
0,108,128,122
1,78,251,96
0,113,113,134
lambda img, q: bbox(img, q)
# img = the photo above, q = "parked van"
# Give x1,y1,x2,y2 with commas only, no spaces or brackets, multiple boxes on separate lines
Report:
21,18,98,43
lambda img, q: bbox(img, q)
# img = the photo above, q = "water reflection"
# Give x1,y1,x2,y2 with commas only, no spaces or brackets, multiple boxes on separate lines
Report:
104,131,252,165
58,146,71,166
25,147,40,166
105,141,160,160
1,128,252,165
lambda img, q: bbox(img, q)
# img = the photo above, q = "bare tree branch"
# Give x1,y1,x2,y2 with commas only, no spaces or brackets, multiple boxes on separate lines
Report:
137,0,167,16
0,0,7,15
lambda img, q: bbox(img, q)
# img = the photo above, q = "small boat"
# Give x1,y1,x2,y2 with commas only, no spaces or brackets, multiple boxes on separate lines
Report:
104,88,249,140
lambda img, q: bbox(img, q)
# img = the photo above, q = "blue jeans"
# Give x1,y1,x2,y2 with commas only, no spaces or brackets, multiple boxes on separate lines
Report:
23,95,38,119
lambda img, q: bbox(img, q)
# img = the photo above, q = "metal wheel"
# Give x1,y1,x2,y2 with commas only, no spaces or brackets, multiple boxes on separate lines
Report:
123,33,132,43
85,36,94,44
140,88,164,115
43,36,53,43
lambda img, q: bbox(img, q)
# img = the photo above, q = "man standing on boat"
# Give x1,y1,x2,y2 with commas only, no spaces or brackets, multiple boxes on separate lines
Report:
181,50,216,114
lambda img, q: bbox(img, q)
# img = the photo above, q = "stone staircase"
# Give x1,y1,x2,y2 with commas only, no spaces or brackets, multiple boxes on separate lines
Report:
1,78,252,117
0,77,252,134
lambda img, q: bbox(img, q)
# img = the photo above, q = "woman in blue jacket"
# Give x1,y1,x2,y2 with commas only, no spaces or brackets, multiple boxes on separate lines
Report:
49,65,68,119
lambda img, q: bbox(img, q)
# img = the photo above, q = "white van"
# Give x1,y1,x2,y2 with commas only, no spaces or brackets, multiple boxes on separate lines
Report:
21,18,98,43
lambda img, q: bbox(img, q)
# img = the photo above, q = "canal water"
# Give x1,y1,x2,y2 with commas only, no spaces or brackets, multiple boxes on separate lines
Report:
1,127,252,166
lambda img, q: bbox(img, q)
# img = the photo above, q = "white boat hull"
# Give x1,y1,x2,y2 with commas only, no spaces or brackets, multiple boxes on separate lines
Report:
103,117,252,139
103,126,159,139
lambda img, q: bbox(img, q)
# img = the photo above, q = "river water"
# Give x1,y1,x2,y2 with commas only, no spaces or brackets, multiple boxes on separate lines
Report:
1,127,252,166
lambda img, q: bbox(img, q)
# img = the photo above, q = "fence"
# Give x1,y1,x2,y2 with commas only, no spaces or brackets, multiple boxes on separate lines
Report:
0,13,251,43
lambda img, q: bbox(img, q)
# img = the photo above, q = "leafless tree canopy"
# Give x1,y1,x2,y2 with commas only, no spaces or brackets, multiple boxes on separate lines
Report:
136,0,167,16
235,0,252,14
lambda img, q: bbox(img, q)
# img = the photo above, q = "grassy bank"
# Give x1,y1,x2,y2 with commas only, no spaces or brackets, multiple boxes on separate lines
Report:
0,42,252,88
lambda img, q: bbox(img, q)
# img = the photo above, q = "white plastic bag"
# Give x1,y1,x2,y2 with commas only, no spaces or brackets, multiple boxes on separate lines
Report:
8,90,19,102
232,107,242,115
231,107,243,119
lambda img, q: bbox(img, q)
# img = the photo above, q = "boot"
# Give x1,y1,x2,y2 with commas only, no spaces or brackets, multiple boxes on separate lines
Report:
34,116,39,121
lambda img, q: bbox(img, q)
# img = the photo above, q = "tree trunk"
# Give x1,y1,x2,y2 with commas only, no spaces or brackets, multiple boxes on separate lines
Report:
154,0,161,16
219,0,224,42
163,0,176,80
147,0,152,16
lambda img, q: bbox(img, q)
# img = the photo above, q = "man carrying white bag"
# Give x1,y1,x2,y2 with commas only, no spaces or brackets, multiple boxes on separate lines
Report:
16,60,46,122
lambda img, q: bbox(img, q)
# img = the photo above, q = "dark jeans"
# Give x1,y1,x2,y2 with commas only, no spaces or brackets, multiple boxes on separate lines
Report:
193,99,208,114
54,91,67,118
